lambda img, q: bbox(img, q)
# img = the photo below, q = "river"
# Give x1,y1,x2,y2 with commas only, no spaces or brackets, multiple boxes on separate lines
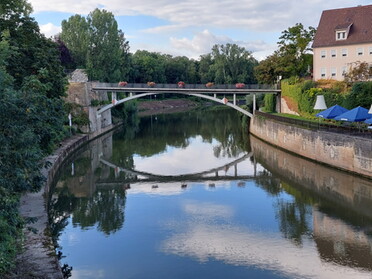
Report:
49,108,372,279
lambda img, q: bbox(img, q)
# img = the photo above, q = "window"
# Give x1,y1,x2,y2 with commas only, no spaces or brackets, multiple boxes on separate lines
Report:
357,48,364,56
321,50,326,58
331,50,336,58
342,48,348,57
331,68,337,77
321,68,326,78
336,31,346,40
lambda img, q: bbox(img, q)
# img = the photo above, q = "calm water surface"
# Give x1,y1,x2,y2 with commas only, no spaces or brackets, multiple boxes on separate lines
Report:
50,109,372,279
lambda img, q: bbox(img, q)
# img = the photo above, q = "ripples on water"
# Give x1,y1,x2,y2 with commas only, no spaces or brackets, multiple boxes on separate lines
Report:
50,109,372,279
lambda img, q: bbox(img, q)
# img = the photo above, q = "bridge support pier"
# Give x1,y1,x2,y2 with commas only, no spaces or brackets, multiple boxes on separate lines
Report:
253,94,256,114
233,94,236,106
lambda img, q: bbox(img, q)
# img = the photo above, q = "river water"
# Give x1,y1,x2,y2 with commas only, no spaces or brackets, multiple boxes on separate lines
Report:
50,108,372,279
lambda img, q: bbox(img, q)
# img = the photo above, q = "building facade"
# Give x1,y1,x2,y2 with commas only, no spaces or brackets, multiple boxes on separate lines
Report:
312,5,372,81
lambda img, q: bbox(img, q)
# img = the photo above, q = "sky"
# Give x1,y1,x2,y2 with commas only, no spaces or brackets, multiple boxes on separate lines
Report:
29,0,371,61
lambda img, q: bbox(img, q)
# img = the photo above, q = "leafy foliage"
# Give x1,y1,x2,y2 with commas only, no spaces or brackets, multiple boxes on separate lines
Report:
61,9,130,82
0,0,68,274
255,23,316,84
343,61,372,85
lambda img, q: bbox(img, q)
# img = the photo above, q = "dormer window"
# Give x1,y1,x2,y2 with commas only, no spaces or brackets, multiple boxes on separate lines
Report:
336,31,346,40
335,23,352,41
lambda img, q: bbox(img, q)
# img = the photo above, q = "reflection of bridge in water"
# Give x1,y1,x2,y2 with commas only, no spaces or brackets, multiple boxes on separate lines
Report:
96,152,259,185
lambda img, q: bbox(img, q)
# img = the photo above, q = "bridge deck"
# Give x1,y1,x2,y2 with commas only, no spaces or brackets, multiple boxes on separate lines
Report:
92,86,280,95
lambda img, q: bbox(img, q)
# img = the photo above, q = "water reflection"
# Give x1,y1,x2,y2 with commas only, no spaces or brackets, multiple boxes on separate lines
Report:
49,109,372,279
161,200,371,279
250,135,372,272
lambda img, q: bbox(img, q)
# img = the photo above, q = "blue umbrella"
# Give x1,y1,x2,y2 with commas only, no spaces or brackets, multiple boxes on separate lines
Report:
365,118,372,124
334,106,372,122
316,105,348,119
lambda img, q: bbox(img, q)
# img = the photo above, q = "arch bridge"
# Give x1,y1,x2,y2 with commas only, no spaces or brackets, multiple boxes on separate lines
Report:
92,84,281,119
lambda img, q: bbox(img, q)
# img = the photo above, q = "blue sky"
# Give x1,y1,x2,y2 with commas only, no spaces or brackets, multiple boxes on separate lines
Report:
29,0,371,60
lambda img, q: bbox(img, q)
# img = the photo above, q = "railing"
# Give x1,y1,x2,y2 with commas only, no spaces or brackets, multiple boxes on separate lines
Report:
92,82,277,90
255,111,372,137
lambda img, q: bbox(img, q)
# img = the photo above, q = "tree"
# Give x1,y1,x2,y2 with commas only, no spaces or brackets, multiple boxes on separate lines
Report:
255,23,316,84
343,61,372,84
277,23,316,77
60,14,89,68
0,4,67,98
198,44,258,84
60,9,130,82
130,50,166,83
86,9,130,82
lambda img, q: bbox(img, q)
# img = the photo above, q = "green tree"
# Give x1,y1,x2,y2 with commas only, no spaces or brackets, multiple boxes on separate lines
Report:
130,50,166,83
198,44,258,84
198,53,215,84
211,43,258,84
60,14,89,68
0,5,67,98
86,9,130,82
278,23,316,77
255,23,316,84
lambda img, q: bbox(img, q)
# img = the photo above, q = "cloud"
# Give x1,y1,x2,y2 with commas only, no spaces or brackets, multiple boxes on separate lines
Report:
29,0,365,32
39,23,61,38
170,29,276,59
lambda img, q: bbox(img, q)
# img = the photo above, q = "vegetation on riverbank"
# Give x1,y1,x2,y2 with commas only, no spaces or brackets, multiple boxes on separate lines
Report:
0,0,68,274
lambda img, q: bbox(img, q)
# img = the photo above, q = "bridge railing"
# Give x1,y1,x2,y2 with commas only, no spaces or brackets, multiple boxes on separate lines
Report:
92,83,276,90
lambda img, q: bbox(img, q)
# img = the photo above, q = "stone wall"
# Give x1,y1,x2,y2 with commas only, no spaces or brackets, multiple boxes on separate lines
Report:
249,115,372,179
66,82,112,133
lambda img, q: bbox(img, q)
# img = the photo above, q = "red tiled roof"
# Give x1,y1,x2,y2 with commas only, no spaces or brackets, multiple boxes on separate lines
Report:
312,5,372,48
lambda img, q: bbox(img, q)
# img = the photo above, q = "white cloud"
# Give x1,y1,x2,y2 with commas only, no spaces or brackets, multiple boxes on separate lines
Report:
39,23,61,38
170,29,276,59
29,0,368,32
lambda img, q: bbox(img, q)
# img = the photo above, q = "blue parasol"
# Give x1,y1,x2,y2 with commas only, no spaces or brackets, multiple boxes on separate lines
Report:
315,105,348,119
334,106,372,122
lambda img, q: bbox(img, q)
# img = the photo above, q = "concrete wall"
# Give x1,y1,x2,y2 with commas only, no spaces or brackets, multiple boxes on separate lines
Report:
249,115,372,179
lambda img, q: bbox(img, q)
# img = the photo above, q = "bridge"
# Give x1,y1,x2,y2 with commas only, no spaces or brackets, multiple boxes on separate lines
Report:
91,83,281,119
97,151,258,185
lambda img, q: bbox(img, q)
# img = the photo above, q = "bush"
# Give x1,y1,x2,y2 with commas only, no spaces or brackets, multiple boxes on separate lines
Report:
0,188,23,274
346,82,372,109
263,94,276,112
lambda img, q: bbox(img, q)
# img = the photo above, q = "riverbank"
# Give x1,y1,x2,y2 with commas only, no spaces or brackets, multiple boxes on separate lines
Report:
9,121,123,278
249,112,372,179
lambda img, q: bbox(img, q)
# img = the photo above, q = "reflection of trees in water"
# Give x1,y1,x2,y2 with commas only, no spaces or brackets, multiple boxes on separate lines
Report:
111,108,249,165
50,184,127,237
254,171,313,246
71,187,126,235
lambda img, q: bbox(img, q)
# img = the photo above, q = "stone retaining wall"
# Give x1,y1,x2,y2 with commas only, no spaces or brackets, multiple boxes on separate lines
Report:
249,115,372,179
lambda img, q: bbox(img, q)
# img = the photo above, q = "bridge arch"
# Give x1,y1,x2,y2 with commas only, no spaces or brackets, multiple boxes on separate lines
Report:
97,91,253,118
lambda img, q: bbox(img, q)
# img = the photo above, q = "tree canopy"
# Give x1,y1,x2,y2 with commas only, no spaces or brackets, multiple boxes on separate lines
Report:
61,9,130,82
255,23,316,84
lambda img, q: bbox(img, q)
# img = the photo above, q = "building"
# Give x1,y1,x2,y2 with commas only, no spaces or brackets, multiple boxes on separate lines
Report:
312,5,372,81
